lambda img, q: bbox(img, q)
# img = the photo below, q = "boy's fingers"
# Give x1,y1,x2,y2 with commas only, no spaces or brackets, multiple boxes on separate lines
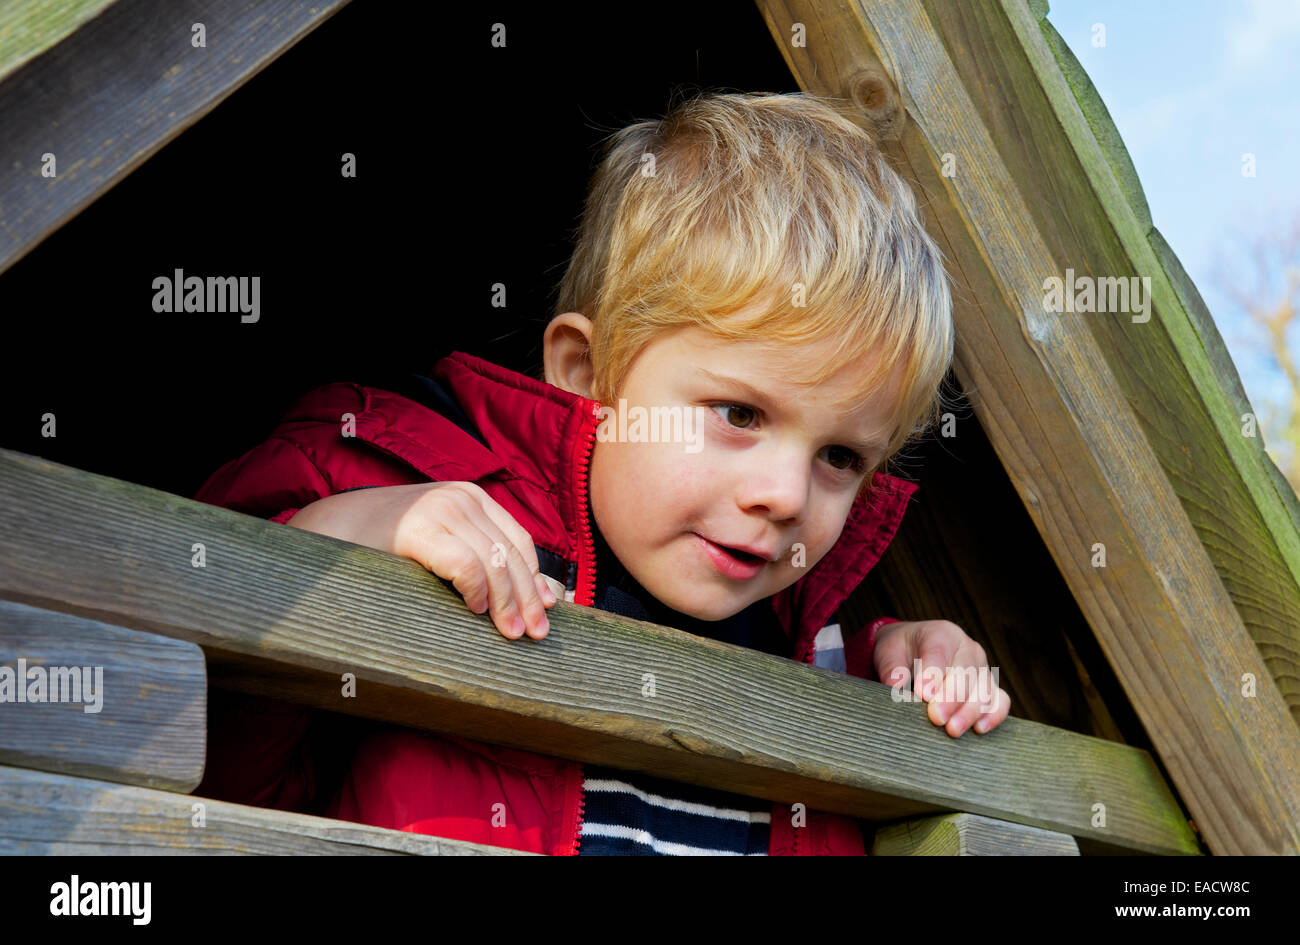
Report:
421,532,492,616
455,486,549,639
491,536,550,639
455,516,548,640
871,624,912,695
885,666,910,690
534,571,558,607
926,668,1006,736
420,511,533,639
442,516,521,636
916,640,956,700
935,687,984,737
467,486,542,575
973,688,1010,734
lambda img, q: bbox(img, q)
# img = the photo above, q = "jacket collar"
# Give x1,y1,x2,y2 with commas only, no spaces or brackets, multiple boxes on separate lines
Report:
356,351,917,649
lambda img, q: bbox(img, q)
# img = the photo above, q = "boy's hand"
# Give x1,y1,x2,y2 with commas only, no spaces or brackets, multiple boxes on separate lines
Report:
872,620,1010,737
286,482,557,640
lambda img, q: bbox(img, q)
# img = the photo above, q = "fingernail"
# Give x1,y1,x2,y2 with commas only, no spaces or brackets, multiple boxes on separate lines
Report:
511,615,526,637
534,615,550,637
974,718,988,734
935,705,953,724
535,575,557,605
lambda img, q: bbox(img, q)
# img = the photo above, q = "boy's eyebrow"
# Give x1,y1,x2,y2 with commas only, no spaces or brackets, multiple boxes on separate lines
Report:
693,366,889,455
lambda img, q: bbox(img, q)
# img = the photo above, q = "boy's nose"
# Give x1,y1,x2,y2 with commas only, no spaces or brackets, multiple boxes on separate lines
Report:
737,453,809,523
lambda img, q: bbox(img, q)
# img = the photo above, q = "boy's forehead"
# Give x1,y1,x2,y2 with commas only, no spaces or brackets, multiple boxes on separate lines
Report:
676,327,898,404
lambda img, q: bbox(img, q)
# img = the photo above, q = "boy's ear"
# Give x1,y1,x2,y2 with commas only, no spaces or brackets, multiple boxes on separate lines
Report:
543,312,596,398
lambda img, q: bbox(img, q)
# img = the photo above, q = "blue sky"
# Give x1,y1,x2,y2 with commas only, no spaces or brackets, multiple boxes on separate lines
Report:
1045,0,1300,438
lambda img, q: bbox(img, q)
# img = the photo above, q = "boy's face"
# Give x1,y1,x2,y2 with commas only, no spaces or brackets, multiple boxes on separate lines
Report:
584,323,900,622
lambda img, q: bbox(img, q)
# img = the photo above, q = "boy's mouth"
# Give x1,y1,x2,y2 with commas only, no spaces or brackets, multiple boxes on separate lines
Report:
694,534,771,580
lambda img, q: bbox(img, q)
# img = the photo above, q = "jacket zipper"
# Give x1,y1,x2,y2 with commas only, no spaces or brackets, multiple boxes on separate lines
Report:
568,399,603,853
571,400,602,607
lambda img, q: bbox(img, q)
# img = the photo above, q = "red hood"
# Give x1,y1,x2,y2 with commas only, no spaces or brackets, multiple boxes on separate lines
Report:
426,352,918,656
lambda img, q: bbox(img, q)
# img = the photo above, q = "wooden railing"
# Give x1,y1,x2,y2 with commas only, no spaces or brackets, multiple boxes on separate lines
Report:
0,448,1200,855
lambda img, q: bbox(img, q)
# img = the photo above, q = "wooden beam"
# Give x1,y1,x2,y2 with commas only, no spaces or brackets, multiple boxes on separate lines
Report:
0,0,350,276
751,0,1300,853
0,1,121,83
0,448,1199,854
873,812,1080,855
0,764,532,854
0,600,206,792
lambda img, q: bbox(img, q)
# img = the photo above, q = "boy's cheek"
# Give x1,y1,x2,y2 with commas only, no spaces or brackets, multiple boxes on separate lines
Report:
766,561,805,595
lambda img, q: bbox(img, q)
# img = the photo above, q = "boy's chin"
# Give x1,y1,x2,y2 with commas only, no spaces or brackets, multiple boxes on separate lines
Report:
663,589,761,623
651,572,801,622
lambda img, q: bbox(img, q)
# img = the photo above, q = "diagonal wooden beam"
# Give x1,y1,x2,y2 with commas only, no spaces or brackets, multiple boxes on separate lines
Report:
0,0,350,275
0,448,1199,854
751,0,1300,853
0,0,122,84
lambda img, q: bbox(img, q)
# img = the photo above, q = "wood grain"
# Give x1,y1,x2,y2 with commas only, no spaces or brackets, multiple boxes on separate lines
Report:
873,811,1080,855
0,599,206,792
0,764,531,855
0,0,120,83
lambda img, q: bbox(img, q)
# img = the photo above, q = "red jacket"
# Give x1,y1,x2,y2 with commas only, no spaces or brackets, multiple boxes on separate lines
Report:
195,351,918,854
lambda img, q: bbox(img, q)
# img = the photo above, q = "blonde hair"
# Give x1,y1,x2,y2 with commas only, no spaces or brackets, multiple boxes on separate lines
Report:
552,90,954,474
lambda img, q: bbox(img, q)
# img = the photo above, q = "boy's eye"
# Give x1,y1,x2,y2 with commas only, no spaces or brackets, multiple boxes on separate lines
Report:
823,445,867,473
711,403,758,428
709,401,869,475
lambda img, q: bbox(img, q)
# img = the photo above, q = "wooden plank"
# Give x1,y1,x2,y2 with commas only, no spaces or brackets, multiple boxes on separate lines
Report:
0,764,533,855
0,0,121,84
872,812,1080,855
751,0,1300,855
0,449,1198,854
0,599,205,792
0,0,351,276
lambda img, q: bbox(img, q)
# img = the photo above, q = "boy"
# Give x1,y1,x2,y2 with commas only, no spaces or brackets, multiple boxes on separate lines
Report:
196,91,1009,854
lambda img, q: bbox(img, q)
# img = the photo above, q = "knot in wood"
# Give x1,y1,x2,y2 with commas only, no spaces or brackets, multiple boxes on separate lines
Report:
848,68,905,142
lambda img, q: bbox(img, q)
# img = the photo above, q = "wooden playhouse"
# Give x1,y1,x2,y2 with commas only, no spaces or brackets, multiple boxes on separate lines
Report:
1,0,1298,855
